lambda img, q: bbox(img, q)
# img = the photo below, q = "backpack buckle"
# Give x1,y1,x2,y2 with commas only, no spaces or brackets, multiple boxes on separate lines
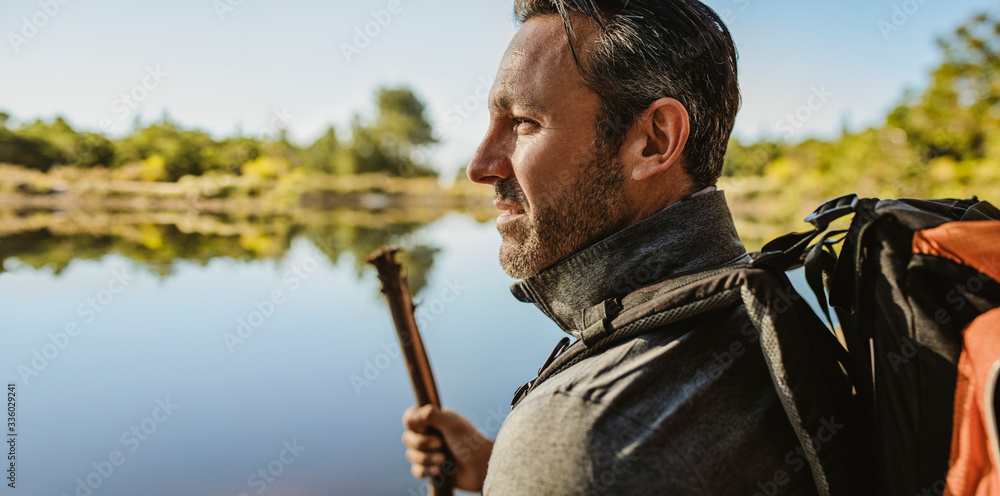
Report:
804,194,859,229
579,298,623,347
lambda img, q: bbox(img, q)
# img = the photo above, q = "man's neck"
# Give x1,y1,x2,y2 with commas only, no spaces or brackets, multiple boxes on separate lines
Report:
509,188,748,335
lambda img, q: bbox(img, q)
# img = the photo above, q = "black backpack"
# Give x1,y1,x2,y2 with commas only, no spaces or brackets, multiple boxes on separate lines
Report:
512,194,1000,496
765,194,1000,495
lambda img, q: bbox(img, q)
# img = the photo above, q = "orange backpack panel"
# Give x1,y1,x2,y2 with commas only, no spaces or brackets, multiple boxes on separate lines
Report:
913,221,1000,496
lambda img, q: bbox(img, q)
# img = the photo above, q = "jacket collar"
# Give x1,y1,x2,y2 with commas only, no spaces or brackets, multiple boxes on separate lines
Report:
509,189,749,335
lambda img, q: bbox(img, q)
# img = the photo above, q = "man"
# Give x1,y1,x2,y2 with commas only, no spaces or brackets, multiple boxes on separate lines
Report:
402,1,819,493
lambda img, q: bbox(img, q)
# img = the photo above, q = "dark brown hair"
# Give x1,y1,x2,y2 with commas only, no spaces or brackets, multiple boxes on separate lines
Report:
514,0,740,188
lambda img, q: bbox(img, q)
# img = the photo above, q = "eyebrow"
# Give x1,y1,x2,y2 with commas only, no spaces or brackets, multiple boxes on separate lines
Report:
490,90,548,116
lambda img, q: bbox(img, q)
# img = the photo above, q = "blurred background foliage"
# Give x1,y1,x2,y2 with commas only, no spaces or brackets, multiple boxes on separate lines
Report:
0,85,438,182
722,12,1000,224
0,11,998,282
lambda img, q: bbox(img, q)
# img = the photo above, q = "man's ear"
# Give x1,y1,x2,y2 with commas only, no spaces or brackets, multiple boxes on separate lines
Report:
626,97,690,181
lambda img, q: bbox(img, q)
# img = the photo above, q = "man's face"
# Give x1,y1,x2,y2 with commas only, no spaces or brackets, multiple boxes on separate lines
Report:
467,15,631,279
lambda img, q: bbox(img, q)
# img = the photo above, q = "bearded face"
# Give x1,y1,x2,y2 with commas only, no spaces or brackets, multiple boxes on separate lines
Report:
464,15,638,279
494,143,630,278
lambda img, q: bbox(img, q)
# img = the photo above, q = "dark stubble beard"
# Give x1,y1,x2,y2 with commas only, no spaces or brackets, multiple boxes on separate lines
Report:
495,144,630,279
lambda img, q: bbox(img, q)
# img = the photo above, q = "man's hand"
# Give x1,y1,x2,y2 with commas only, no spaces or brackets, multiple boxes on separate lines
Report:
402,405,493,492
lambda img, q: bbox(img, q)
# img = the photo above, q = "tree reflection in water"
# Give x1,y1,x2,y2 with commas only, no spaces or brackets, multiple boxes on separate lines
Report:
0,207,469,297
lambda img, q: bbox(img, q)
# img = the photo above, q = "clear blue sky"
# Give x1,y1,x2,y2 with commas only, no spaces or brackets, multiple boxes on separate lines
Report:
1,0,996,178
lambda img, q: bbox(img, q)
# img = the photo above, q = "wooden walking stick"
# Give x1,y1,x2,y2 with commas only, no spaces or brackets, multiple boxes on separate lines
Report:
367,246,455,496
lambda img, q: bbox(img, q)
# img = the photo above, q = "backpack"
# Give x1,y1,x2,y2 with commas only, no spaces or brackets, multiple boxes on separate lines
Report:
511,194,1000,496
764,194,1000,496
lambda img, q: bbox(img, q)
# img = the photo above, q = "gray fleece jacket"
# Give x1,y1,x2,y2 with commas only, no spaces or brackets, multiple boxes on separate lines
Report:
482,190,819,495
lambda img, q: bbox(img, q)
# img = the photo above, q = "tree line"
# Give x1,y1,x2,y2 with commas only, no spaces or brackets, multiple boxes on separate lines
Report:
0,87,438,182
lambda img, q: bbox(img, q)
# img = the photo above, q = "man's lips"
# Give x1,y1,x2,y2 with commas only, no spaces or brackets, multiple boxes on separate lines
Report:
494,200,526,216
495,200,526,228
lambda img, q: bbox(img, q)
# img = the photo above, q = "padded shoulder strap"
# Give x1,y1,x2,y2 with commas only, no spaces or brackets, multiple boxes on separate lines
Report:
511,264,749,408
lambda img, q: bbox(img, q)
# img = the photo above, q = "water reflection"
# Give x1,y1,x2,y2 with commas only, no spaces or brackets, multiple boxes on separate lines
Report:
0,207,488,296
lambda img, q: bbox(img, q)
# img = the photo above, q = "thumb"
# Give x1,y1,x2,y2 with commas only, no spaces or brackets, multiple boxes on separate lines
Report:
427,406,470,440
404,405,467,439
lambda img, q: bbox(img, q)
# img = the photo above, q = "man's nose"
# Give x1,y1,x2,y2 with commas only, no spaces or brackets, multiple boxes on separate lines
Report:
466,125,513,186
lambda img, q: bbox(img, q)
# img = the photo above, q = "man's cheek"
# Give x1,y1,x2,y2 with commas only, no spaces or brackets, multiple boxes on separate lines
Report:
567,145,593,168
535,168,575,205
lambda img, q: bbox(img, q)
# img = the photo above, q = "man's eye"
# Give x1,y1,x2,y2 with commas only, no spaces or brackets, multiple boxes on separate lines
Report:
511,117,538,133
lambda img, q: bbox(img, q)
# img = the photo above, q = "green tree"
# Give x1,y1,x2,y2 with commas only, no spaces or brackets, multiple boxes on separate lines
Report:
887,13,1000,163
14,116,114,168
344,86,439,177
113,118,226,180
259,129,301,168
0,129,61,171
345,116,396,175
723,138,785,177
374,87,437,148
212,136,261,175
303,126,344,174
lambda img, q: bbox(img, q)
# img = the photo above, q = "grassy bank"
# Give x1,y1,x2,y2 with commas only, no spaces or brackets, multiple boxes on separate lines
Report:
0,163,492,212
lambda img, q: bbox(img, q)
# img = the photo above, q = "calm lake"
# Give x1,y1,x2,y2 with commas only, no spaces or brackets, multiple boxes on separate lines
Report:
0,207,816,496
